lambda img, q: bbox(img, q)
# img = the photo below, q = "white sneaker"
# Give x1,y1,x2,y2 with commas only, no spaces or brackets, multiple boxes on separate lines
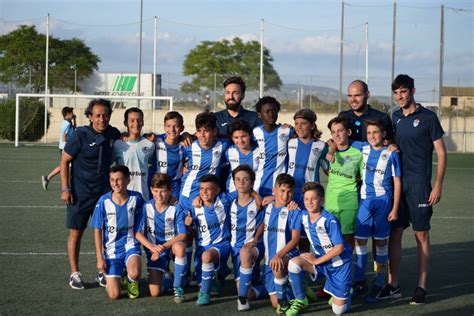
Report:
237,296,250,311
69,272,85,290
41,175,49,191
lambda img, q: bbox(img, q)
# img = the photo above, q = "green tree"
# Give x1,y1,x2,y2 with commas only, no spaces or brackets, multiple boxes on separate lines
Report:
181,37,282,93
0,25,100,93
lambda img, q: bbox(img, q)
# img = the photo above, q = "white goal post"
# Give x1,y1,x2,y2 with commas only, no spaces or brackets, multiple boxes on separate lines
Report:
15,93,174,147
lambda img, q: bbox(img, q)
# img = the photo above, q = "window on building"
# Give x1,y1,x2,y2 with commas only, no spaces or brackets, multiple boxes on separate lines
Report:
451,97,458,106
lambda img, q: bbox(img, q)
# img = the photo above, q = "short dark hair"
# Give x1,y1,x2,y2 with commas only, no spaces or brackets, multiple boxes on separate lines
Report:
150,173,172,190
195,111,217,130
349,80,369,93
124,107,143,125
110,164,130,179
84,99,112,117
328,116,351,131
164,111,184,126
364,119,385,133
199,174,220,187
255,96,281,113
392,74,415,91
275,173,295,189
232,165,256,183
302,182,325,199
61,106,74,118
230,119,253,138
223,76,246,95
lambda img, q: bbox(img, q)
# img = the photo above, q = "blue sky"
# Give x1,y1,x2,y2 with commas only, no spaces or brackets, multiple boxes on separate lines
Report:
1,0,473,100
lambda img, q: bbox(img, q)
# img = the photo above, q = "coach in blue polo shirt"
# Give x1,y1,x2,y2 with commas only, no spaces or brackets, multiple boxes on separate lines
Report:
60,99,121,290
339,80,394,142
214,76,261,137
377,75,446,305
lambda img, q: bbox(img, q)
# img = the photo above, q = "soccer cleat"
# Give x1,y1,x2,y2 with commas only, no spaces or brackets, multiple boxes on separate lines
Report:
69,272,85,290
237,296,250,311
41,175,49,191
174,287,185,303
95,272,106,288
351,281,368,298
304,285,318,302
286,297,309,316
377,284,401,300
409,287,426,305
365,285,383,303
275,298,289,315
196,292,211,305
127,280,139,299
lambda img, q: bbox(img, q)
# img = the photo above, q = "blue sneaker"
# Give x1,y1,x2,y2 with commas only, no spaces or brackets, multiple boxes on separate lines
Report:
196,292,211,305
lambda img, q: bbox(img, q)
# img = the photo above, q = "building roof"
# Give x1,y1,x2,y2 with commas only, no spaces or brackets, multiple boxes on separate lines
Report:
442,87,474,97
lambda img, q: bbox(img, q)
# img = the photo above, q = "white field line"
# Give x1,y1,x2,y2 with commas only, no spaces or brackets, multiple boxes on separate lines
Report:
0,251,95,256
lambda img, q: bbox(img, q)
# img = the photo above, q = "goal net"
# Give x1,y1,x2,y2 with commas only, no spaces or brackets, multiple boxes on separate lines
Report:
14,93,173,147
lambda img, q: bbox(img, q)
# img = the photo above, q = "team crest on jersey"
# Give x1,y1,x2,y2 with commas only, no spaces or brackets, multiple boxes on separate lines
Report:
248,210,255,218
279,133,288,140
128,207,135,214
279,211,288,219
142,146,150,154
213,150,221,157
312,147,321,155
166,217,173,223
344,155,352,162
413,118,420,127
317,226,325,234
381,154,388,160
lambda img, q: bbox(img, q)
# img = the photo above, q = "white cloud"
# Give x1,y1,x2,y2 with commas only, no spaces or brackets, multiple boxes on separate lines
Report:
221,33,259,42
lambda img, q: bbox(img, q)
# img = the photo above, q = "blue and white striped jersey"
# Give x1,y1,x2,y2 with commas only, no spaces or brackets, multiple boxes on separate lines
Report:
137,201,187,247
353,142,402,199
113,137,154,200
90,191,144,259
253,125,294,195
149,134,184,198
224,144,260,193
190,193,231,247
287,138,329,195
263,203,301,265
230,198,264,248
180,139,229,199
301,209,352,268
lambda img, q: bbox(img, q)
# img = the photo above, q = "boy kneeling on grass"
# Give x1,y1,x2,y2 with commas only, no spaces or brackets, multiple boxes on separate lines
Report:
90,165,144,300
135,173,188,302
287,182,352,315
262,174,302,315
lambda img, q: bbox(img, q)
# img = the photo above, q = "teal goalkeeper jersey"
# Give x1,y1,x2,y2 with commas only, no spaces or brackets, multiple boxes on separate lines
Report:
325,145,362,212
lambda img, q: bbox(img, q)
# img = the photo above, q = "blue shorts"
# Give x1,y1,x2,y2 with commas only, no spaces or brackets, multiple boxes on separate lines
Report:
231,243,264,280
309,261,352,300
145,249,171,272
105,248,141,277
66,194,101,230
393,182,433,231
355,196,393,240
194,242,231,284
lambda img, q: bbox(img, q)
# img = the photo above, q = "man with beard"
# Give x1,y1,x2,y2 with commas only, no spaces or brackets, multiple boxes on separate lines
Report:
215,76,262,137
339,80,394,142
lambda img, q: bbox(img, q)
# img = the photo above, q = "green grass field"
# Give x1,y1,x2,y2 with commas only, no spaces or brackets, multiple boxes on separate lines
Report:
0,144,473,315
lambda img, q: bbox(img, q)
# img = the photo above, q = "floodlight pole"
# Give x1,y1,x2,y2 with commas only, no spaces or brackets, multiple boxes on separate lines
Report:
338,1,344,113
137,0,143,107
259,19,264,98
43,13,50,144
152,16,157,130
390,2,397,115
365,22,369,85
438,5,444,117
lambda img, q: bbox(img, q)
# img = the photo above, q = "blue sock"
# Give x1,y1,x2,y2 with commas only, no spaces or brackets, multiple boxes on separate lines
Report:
186,246,193,275
200,263,214,294
238,267,253,298
174,256,187,288
374,245,388,287
274,276,288,301
288,260,305,300
354,245,368,282
251,284,268,299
